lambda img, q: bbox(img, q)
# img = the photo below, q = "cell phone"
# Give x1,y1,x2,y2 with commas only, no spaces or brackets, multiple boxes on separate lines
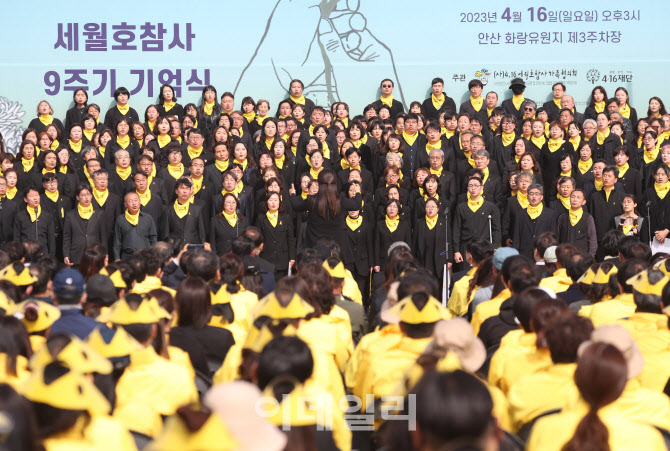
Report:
188,244,205,250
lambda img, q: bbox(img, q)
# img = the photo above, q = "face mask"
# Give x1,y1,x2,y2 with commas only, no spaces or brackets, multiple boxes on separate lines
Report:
511,86,525,96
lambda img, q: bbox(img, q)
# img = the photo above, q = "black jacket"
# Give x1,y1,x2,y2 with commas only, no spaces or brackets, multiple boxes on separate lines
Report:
372,98,404,120
13,208,56,256
255,212,295,271
478,295,519,351
210,215,249,256
103,106,140,130
345,215,374,276
374,218,412,270
0,197,17,245
113,211,158,260
512,206,558,260
422,95,456,121
161,202,207,244
63,209,107,264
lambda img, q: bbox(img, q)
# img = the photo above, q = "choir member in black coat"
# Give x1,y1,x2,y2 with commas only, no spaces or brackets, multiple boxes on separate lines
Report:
416,124,456,172
613,146,643,200
161,178,207,245
501,78,527,120
372,78,404,120
0,177,17,246
583,86,607,121
373,199,412,273
337,146,373,194
421,78,456,121
63,89,89,137
62,184,107,266
155,84,184,120
270,139,296,189
132,171,164,234
204,142,231,193
542,83,566,122
540,122,572,199
556,189,598,257
343,205,374,300
255,192,295,279
40,173,72,258
13,187,56,257
512,184,558,260
90,169,123,249
14,140,40,192
491,116,519,172
103,87,140,130
27,100,64,135
107,149,135,197
107,119,140,168
210,167,254,221
147,117,181,168
589,165,625,245
588,111,622,165
278,79,316,118
502,172,533,246
181,129,214,167
413,197,451,283
398,114,426,179
197,86,223,146
641,164,670,247
612,194,650,245
210,193,248,256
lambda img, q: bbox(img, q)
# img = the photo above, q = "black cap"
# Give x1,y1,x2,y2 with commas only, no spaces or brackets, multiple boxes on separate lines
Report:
509,78,525,89
85,274,117,306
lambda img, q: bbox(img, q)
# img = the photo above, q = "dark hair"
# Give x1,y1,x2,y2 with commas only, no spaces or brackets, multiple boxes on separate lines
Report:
113,86,130,101
501,256,540,293
219,253,245,294
0,384,41,451
298,263,334,317
175,277,211,329
465,237,495,263
187,251,219,281
514,287,553,332
533,232,559,260
615,259,647,296
601,229,625,258
530,298,570,348
79,244,107,281
564,252,595,282
544,314,593,363
257,336,314,390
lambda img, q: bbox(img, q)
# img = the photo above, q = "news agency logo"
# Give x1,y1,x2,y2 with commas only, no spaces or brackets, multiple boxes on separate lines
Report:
586,69,600,84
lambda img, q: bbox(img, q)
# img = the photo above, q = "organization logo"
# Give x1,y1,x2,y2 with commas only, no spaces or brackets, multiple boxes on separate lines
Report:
586,69,600,84
474,68,491,86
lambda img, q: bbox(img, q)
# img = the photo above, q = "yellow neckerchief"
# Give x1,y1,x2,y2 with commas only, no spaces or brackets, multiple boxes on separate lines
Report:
501,132,515,147
117,103,130,115
27,205,41,222
114,165,130,180
637,136,644,149
557,193,571,209
443,129,455,139
655,181,670,199
167,164,184,179
264,138,274,151
594,101,605,113
351,138,364,148
346,214,362,231
426,214,438,230
619,103,630,119
578,158,592,174
281,132,290,142
137,188,151,206
470,95,483,112
38,114,53,126
569,208,583,226
569,136,581,151
274,154,285,169
596,128,610,145
402,131,418,146
338,117,349,128
423,192,439,201
242,111,255,123
42,168,55,175
468,195,484,212
222,211,237,226
58,165,68,174
92,187,108,206
187,145,202,160
310,166,323,179
617,162,629,178
531,135,546,149
380,95,393,107
191,175,203,195
78,202,93,220
234,158,248,171
426,140,442,153
512,94,525,110
319,142,330,160
644,147,659,164
517,191,529,208
560,169,572,177
622,223,634,235
98,145,106,158
233,181,244,196
548,138,563,152
430,166,442,176
481,167,490,184
486,107,494,117
290,94,305,105
527,203,543,219
255,114,269,126
431,93,445,110
163,100,175,112
594,178,604,191
604,186,615,201
266,210,279,227
301,191,308,200
69,139,82,153
83,129,96,141
157,134,171,148
125,209,139,226
174,200,190,218
514,154,521,164
21,157,35,173
215,159,229,172
385,214,399,232
50,139,59,150
44,189,59,203
290,145,298,157
553,97,562,109
5,186,17,200
203,100,214,116
297,118,305,124
116,134,130,149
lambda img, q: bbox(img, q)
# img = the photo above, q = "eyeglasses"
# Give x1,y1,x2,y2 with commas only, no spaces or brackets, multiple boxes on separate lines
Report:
524,107,535,111
467,184,482,188
382,84,392,88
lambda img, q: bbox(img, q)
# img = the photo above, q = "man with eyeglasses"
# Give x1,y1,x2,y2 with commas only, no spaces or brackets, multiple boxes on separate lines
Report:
91,169,123,250
460,79,488,132
511,184,557,260
399,113,427,179
372,78,404,120
40,173,72,259
181,128,214,167
561,95,584,126
522,100,537,120
543,82,566,122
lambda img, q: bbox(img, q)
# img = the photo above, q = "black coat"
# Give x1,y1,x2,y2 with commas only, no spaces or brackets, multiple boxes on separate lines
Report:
255,212,295,271
421,95,456,121
345,215,374,277
64,106,87,137
372,98,404,120
160,202,207,244
112,211,157,260
588,188,625,242
374,218,411,270
27,117,64,135
512,206,558,260
0,198,17,245
210,215,249,256
588,133,622,165
452,200,501,254
62,209,106,264
13,209,56,256
103,106,140,130
92,191,123,244
413,216,451,277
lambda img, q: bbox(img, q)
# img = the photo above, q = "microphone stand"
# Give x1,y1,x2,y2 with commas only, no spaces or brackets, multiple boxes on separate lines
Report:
35,206,39,241
488,214,493,244
647,201,653,247
442,206,450,306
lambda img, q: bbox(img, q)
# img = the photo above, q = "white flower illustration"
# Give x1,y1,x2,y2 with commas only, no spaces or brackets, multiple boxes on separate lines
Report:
0,96,26,155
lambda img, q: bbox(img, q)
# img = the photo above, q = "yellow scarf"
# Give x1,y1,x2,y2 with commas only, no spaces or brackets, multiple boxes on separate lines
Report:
622,223,634,235
256,114,269,126
385,215,399,232
290,146,298,157
426,141,442,153
512,94,525,110
548,138,563,152
604,186,614,201
203,100,214,116
424,192,439,202
516,191,529,208
78,203,93,220
191,175,203,195
51,139,59,150
58,165,68,174
578,159,593,174
69,139,82,153
274,155,285,169
92,188,109,206
380,95,393,107
637,136,644,149
38,114,53,126
553,98,562,109
617,162,629,178
350,138,364,149
83,129,95,141
301,191,308,200
402,131,418,146
426,214,438,230
644,148,659,164
655,181,670,199
163,101,175,112
215,159,229,172
346,215,362,231
44,189,59,203
223,211,237,227
619,104,630,119
42,168,55,175
594,101,605,113
597,128,610,145
468,196,484,212
487,107,494,117
5,186,17,200
266,210,278,227
569,136,581,151
430,166,442,177
569,208,583,226
560,170,572,177
502,132,515,147
98,146,106,158
594,179,604,191
310,166,323,180
527,203,543,220
443,129,455,139
27,205,41,222
557,193,571,210
469,96,483,112
531,135,546,149
167,164,184,179
22,158,35,173
157,134,172,148
174,200,190,218
117,104,129,115
243,111,255,123
515,154,521,164
431,93,445,110
116,166,131,180
187,146,202,160
264,138,274,151
125,209,139,226
290,95,305,105
481,167,490,184
234,158,248,171
116,135,130,149
137,188,151,206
